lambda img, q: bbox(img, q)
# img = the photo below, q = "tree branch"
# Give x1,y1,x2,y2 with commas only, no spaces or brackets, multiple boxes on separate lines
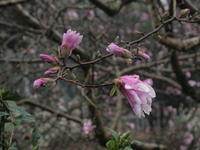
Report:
17,99,83,124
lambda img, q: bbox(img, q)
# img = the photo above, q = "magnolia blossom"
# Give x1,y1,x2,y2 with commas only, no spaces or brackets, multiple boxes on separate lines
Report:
83,120,93,135
106,43,132,57
33,78,52,88
118,75,156,118
60,29,83,57
39,54,57,64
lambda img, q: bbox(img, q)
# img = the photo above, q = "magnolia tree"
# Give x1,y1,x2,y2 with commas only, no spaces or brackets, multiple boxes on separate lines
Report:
0,0,200,150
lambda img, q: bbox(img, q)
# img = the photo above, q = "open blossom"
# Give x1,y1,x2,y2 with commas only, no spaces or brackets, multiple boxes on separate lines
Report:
39,54,57,64
60,29,83,57
106,43,132,57
33,78,53,88
118,75,156,118
83,120,93,135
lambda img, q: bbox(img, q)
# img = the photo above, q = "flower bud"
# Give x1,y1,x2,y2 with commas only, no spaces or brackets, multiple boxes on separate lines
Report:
44,66,60,75
137,49,150,60
39,54,58,65
106,43,132,58
33,78,54,88
180,8,190,18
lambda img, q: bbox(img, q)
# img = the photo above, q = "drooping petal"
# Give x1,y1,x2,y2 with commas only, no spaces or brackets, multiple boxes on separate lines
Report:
133,104,144,118
142,104,152,115
118,74,156,118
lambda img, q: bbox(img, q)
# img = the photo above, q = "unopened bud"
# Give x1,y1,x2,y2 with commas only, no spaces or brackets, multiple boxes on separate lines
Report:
180,9,190,18
33,78,55,88
44,66,60,75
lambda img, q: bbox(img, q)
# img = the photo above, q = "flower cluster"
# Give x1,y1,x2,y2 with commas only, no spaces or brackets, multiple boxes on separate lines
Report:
33,29,83,88
33,29,156,118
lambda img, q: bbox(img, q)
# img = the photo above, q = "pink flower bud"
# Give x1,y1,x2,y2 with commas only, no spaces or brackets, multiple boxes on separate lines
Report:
44,67,60,75
60,29,83,58
87,10,95,20
180,8,190,18
98,25,105,31
39,54,57,64
33,78,54,88
67,10,79,20
106,43,132,57
138,50,150,60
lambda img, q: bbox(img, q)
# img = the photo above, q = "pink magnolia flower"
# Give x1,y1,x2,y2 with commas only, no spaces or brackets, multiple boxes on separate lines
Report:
33,78,53,88
60,29,83,57
39,54,57,64
106,43,132,57
118,75,156,118
83,120,93,135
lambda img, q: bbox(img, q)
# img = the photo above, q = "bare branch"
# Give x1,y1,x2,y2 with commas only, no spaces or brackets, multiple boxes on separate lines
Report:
17,99,83,124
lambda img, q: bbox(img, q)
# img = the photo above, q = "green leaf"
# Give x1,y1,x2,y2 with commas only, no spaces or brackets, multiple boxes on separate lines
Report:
7,102,35,122
32,145,39,150
132,140,142,145
124,146,133,150
0,111,9,117
16,114,35,122
8,142,18,150
106,140,117,150
5,122,14,132
108,128,119,139
109,85,117,96
32,127,40,147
